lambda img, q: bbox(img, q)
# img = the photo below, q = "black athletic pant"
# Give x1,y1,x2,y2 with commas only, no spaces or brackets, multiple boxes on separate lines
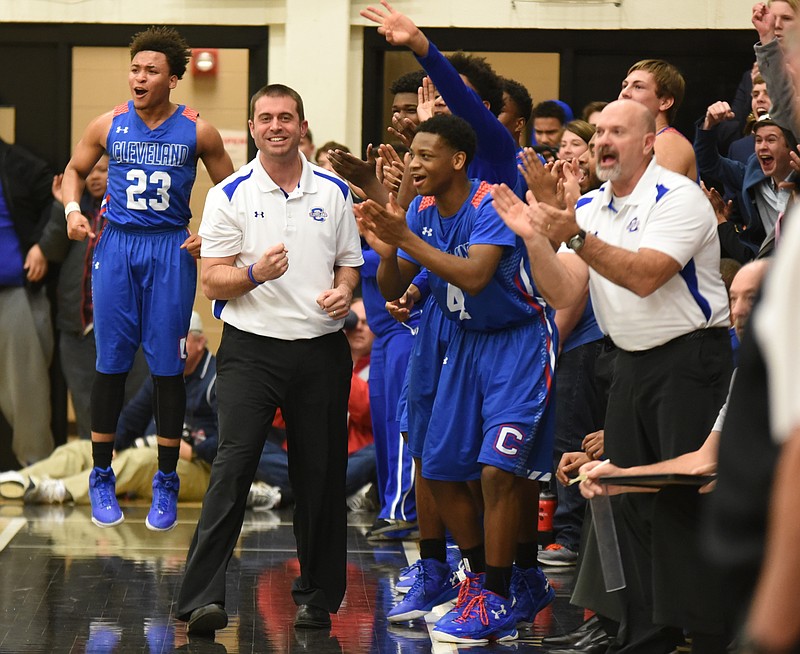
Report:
603,327,732,652
177,325,352,618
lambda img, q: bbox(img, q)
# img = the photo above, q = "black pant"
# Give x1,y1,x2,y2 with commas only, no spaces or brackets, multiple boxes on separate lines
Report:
603,328,732,651
177,325,352,618
551,338,607,551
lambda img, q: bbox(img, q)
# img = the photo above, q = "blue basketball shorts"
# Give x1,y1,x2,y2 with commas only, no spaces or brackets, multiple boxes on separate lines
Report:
421,320,557,482
92,224,196,376
405,303,457,460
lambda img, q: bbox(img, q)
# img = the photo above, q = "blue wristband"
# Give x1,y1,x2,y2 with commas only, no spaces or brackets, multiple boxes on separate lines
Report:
247,263,263,285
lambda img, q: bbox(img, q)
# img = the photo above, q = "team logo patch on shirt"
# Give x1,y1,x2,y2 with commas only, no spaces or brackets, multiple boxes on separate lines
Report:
309,207,328,222
626,217,640,233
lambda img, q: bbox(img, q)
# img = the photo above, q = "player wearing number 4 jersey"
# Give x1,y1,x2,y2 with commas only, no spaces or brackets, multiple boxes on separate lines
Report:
61,26,233,531
356,114,556,643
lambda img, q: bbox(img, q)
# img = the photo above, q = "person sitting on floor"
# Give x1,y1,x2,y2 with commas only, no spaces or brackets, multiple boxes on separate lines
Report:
0,312,280,513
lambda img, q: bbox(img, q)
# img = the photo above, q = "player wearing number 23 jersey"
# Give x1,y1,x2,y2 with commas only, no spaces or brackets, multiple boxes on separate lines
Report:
104,100,198,230
92,100,201,376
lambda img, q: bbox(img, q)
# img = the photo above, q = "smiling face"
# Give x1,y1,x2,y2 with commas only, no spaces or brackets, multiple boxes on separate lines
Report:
128,51,177,111
751,82,771,117
578,134,600,194
249,94,308,163
558,129,589,162
408,131,465,197
753,124,791,180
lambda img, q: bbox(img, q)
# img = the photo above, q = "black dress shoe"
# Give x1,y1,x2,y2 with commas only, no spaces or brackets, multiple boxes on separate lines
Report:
187,603,228,635
294,603,331,629
542,615,604,646
546,639,611,654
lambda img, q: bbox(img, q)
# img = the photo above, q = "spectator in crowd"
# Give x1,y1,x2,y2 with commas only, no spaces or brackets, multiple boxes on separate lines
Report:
299,129,315,161
499,77,533,148
0,312,245,506
0,135,56,467
27,156,149,440
754,1,800,138
620,58,698,181
387,69,426,145
315,141,350,173
696,110,796,261
532,100,566,149
557,119,595,163
538,132,606,569
581,100,608,127
727,75,772,165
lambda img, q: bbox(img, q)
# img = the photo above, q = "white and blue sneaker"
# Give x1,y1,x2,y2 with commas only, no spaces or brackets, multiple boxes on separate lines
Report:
432,588,518,643
89,466,124,528
396,559,423,594
510,565,555,625
146,470,179,532
387,558,460,622
397,545,462,594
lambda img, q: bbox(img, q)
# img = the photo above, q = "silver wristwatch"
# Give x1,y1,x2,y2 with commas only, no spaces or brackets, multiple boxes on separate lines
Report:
567,229,587,252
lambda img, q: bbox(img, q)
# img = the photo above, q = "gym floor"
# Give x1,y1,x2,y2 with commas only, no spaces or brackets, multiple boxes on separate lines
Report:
0,502,586,653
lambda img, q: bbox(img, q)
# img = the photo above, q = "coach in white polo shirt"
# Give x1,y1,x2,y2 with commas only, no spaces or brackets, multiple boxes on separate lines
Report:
177,84,363,635
493,99,733,650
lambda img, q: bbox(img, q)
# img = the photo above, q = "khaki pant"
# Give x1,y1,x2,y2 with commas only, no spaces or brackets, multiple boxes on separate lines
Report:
21,440,211,504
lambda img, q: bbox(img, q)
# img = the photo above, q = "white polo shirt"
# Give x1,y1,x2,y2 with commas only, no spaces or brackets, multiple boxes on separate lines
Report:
199,153,363,340
575,159,730,351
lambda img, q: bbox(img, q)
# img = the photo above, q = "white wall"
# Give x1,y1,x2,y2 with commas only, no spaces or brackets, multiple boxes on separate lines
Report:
0,1,756,29
0,0,758,160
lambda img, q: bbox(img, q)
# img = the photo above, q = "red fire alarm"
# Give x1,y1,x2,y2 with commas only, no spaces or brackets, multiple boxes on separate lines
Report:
192,48,219,77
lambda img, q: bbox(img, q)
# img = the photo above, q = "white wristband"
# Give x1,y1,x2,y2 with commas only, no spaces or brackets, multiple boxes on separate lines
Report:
64,201,81,220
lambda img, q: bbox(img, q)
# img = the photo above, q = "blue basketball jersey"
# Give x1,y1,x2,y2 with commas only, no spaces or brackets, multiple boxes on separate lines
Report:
399,179,553,332
105,101,198,229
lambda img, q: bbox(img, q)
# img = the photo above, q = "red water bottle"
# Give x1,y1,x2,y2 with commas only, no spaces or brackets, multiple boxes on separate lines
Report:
538,492,556,533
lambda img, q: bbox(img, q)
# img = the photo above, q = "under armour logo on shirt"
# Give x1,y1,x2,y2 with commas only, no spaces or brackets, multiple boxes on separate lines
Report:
254,211,265,218
422,226,433,237
115,126,129,134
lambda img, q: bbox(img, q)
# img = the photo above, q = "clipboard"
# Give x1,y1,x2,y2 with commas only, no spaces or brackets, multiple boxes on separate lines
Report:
597,473,716,488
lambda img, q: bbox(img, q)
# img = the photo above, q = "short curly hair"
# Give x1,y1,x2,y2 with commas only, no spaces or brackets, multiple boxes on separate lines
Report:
129,26,192,80
390,70,426,95
501,78,533,125
447,52,504,118
416,114,477,167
